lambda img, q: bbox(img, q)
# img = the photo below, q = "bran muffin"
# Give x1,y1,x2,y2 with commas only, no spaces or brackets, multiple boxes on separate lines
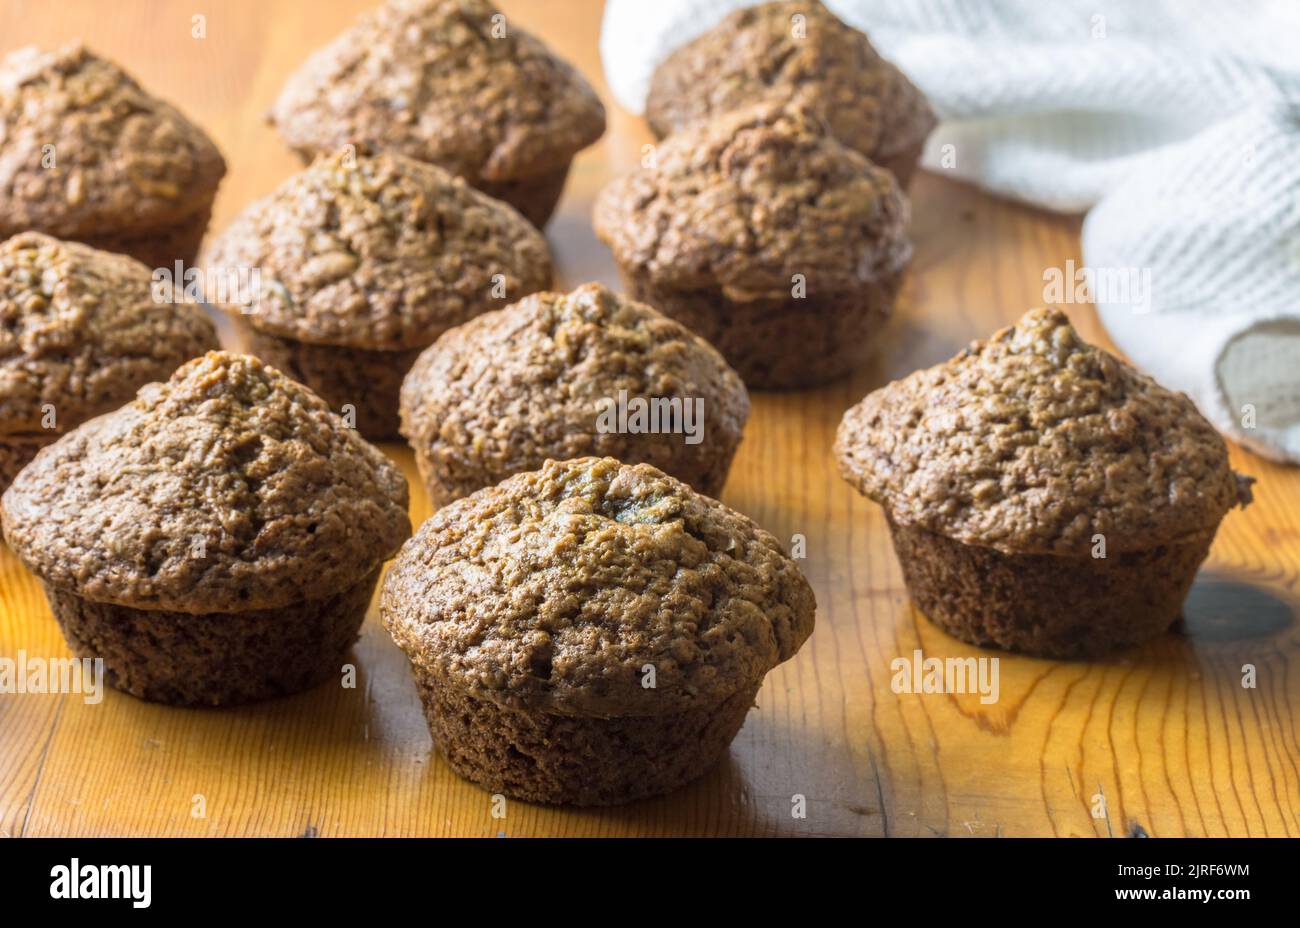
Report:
399,282,749,507
268,0,606,227
0,44,226,268
0,232,218,495
646,1,936,187
382,456,816,805
205,150,553,440
594,101,911,389
834,308,1255,659
1,351,411,706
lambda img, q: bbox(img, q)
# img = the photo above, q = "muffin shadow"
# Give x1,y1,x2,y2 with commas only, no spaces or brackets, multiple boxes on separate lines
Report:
1177,576,1296,643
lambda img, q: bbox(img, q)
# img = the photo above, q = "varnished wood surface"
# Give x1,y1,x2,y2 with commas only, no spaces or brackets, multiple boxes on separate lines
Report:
1,0,1297,838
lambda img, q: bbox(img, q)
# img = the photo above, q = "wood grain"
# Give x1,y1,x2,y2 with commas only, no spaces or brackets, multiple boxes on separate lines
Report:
1,0,1297,838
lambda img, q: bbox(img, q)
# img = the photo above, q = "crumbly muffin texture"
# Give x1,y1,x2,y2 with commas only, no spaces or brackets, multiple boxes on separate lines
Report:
647,1,935,171
835,308,1253,555
594,101,910,298
414,673,760,805
400,283,749,502
205,150,553,351
0,43,226,241
1,351,411,612
0,232,217,436
43,567,379,706
268,0,605,186
383,457,816,715
885,517,1216,659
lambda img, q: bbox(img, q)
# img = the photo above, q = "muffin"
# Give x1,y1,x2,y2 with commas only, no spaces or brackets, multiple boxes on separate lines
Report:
382,456,816,805
0,351,411,706
834,308,1255,659
400,283,749,507
646,0,936,187
0,232,218,495
268,0,606,227
594,101,911,389
0,44,226,268
205,150,553,441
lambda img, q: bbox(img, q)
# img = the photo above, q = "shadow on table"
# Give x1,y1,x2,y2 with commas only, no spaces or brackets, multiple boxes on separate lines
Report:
1176,575,1296,642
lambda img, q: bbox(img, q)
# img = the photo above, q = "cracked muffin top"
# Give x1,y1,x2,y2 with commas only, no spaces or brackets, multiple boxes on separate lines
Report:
204,150,553,351
400,283,749,502
594,101,910,298
835,308,1253,555
0,44,226,239
0,232,218,438
268,0,606,185
382,456,815,715
646,0,935,169
2,351,411,613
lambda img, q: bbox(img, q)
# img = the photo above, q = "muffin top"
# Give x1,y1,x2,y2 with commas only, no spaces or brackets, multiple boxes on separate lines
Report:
0,44,226,240
594,101,910,298
1,351,411,613
268,0,606,184
400,283,749,500
382,457,815,715
0,232,218,437
646,1,935,167
835,308,1253,555
205,150,553,351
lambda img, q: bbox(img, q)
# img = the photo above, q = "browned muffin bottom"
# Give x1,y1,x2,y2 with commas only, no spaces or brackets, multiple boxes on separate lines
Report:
887,519,1217,659
0,44,226,266
42,569,378,706
417,674,760,806
268,0,606,227
874,142,930,192
0,437,47,496
594,102,911,389
1,352,411,706
381,457,816,805
206,150,552,439
399,283,750,506
0,232,219,494
619,273,902,390
835,308,1254,659
475,166,574,230
80,204,215,273
646,1,936,188
234,320,421,442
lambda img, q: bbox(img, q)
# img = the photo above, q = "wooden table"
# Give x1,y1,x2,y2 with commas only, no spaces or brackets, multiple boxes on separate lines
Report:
2,0,1297,838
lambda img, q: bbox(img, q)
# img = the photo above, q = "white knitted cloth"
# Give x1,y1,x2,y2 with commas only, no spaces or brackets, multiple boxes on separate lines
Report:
601,0,1300,462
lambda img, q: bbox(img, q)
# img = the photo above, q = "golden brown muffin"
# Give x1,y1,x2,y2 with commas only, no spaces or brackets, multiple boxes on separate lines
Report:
268,0,606,226
1,352,411,706
835,308,1255,658
646,0,935,186
595,101,911,389
0,232,218,494
205,150,553,440
0,44,226,267
382,457,816,805
399,283,749,506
